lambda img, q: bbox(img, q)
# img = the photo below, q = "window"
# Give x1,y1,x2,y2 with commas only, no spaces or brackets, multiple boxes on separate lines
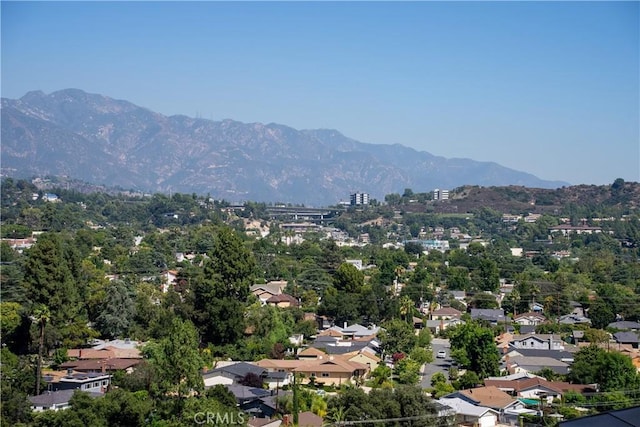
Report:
530,341,534,347
321,372,330,378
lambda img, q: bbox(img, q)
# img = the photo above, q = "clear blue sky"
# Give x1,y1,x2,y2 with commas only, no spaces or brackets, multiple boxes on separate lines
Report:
2,1,638,185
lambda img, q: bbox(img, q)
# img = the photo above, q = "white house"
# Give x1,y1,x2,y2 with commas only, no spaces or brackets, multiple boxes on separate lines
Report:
438,397,500,427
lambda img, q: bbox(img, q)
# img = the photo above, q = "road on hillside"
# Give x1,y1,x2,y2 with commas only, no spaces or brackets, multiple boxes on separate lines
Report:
421,338,453,390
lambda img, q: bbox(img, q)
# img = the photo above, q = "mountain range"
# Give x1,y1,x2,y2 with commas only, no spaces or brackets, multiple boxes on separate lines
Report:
1,89,568,206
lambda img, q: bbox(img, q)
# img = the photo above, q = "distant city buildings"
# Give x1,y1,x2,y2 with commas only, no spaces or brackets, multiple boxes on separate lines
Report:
350,192,369,206
433,189,449,200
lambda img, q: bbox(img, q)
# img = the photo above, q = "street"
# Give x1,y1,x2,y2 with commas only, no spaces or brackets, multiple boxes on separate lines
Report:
421,338,452,389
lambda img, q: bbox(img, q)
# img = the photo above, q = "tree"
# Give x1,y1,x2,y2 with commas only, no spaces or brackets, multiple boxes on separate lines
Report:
469,293,499,309
333,263,365,293
409,346,433,365
192,227,257,345
449,322,500,378
94,280,135,339
22,233,91,348
568,345,640,392
209,226,257,299
398,295,415,323
145,318,204,399
588,298,616,330
378,319,417,356
455,371,481,390
394,358,421,385
369,364,392,388
31,304,50,396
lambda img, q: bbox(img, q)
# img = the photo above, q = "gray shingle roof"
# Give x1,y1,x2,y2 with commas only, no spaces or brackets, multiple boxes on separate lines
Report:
613,331,639,344
29,390,102,407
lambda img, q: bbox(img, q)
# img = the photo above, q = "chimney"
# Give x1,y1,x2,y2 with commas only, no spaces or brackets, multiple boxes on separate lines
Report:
344,321,347,329
101,361,106,374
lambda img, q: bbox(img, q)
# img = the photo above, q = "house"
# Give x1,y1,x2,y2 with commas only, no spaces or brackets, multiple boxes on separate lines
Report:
519,325,537,335
256,357,368,387
558,405,640,426
341,323,380,339
613,331,639,349
426,318,465,334
484,376,596,404
558,314,591,326
225,385,277,418
513,312,546,326
266,293,299,308
288,334,304,347
470,308,506,325
445,386,529,425
341,350,381,372
430,307,463,320
549,225,602,236
450,290,467,303
298,347,329,360
67,339,144,359
437,397,500,427
509,334,565,351
202,362,266,388
608,321,640,331
569,301,585,317
503,348,574,364
506,355,571,376
201,362,291,390
46,371,111,394
43,193,60,202
28,389,102,412
250,281,288,304
59,358,141,374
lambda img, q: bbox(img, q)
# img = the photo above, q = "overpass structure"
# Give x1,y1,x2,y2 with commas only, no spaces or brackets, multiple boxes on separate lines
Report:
265,206,344,224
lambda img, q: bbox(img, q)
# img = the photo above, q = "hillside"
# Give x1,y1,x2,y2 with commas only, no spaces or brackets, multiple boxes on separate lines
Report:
1,89,569,206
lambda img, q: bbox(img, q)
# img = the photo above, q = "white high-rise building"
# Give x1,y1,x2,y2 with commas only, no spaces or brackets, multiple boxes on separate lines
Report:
433,189,449,200
350,192,369,206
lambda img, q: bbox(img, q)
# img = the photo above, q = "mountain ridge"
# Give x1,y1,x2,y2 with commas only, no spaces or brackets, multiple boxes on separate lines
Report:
1,88,569,206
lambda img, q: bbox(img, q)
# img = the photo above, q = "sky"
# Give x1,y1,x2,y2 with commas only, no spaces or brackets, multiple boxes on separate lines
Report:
2,1,639,186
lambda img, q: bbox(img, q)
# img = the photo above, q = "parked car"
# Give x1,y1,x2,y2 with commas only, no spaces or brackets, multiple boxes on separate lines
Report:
436,350,447,359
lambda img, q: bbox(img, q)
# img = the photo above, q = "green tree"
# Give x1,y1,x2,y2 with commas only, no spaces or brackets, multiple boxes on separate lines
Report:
588,298,616,330
568,345,640,392
378,319,418,356
394,357,421,385
32,304,50,396
409,346,433,365
333,262,365,293
145,317,204,399
191,226,257,345
455,371,481,390
22,233,90,348
449,322,500,378
94,280,135,339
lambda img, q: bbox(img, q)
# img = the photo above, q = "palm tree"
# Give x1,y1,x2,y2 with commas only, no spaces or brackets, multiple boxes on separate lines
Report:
31,304,50,395
399,295,414,323
325,406,346,426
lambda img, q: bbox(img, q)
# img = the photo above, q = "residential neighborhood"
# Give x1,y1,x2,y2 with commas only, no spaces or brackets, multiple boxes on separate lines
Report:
1,179,640,426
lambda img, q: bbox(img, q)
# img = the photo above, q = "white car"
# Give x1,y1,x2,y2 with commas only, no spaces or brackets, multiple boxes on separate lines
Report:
436,350,447,359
